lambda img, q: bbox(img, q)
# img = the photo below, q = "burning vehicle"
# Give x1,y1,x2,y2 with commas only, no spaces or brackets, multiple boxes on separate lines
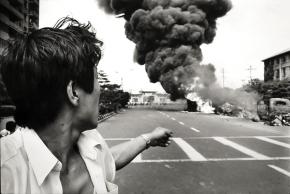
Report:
257,98,290,126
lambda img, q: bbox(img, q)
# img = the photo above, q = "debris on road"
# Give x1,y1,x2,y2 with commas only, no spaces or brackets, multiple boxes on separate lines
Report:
264,113,290,126
214,102,260,122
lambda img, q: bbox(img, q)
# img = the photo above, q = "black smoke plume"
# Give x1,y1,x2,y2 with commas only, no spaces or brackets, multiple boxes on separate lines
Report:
97,0,232,100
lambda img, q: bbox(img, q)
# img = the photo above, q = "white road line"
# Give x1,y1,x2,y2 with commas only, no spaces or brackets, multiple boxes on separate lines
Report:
104,136,290,141
173,138,207,161
210,136,290,139
248,127,282,135
131,157,290,163
255,136,290,149
171,117,176,121
268,165,290,177
178,121,185,125
132,154,142,163
105,138,132,140
190,127,200,133
213,137,270,160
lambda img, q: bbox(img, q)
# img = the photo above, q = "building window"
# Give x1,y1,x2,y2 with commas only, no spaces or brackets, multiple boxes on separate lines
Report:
160,98,166,103
282,67,286,78
269,60,273,65
281,56,286,63
275,69,280,80
276,58,280,65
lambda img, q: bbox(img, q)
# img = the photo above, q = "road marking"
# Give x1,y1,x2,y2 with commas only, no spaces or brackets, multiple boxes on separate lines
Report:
178,121,185,125
190,127,200,133
132,154,142,163
268,165,290,177
131,157,290,163
171,117,176,121
105,136,290,141
246,126,282,135
213,137,270,160
173,138,207,161
256,136,290,149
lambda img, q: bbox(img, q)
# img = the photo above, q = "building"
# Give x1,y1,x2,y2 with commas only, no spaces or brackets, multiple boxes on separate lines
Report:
129,91,172,105
262,49,290,82
0,0,39,53
0,0,39,130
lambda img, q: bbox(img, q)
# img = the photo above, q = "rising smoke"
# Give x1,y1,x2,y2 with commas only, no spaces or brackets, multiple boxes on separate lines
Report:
97,0,232,100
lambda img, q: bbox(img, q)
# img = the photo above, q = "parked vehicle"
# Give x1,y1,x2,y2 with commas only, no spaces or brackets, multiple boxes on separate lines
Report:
257,98,290,120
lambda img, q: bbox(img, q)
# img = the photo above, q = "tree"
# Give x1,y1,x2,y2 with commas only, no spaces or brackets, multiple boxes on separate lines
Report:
98,70,110,85
98,70,130,114
260,78,290,102
243,78,290,104
243,78,263,94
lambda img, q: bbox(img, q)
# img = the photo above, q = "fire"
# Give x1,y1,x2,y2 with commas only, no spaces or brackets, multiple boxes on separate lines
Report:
98,0,232,100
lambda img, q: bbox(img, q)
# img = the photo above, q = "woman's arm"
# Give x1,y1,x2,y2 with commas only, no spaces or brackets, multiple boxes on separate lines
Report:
110,127,173,170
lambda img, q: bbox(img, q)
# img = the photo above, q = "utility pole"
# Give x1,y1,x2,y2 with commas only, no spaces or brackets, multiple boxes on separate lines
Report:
121,77,123,90
246,65,256,81
222,68,225,88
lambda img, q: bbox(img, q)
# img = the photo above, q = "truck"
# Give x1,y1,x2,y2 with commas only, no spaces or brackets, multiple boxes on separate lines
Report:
257,98,290,125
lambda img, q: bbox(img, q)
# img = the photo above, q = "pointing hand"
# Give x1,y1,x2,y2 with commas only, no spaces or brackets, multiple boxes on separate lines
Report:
146,127,173,147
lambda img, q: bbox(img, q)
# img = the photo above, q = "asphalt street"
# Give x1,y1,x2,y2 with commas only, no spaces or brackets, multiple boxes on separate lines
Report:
97,108,290,194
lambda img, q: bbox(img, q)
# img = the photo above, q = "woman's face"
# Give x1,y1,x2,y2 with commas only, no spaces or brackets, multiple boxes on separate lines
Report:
75,68,101,131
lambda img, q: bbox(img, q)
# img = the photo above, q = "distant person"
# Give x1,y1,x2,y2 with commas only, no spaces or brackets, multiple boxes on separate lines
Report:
0,17,172,194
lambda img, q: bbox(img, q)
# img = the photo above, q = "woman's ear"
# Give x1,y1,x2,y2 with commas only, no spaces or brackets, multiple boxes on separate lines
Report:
67,81,79,106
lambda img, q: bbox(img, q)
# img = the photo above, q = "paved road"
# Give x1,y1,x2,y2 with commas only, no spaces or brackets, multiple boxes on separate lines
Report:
98,108,290,194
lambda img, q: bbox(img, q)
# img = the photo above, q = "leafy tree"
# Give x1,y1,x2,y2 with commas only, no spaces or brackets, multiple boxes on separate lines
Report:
98,70,110,85
243,78,263,94
98,71,130,114
260,78,290,103
243,78,290,104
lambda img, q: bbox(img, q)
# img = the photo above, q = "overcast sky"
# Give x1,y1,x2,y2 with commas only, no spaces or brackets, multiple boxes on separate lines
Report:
40,0,290,93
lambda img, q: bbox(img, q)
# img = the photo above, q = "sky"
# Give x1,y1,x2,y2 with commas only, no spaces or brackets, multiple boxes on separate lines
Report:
40,0,290,93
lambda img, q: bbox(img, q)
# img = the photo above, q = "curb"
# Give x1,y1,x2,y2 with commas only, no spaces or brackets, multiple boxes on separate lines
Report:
98,112,116,123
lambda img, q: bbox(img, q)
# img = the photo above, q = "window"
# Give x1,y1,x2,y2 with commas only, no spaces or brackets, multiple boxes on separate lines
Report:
274,101,287,106
282,67,286,78
268,60,273,66
281,56,286,63
276,58,280,64
275,69,280,79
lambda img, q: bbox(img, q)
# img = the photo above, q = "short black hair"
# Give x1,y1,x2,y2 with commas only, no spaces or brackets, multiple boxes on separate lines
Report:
1,17,103,130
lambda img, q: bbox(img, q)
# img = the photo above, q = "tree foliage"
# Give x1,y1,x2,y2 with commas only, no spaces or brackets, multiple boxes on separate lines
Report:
98,70,130,114
243,78,264,94
243,78,290,104
260,78,290,102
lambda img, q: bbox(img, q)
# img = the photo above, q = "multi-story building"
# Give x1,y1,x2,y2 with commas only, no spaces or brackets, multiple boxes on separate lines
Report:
0,0,39,53
262,49,290,82
0,0,39,130
129,91,172,105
